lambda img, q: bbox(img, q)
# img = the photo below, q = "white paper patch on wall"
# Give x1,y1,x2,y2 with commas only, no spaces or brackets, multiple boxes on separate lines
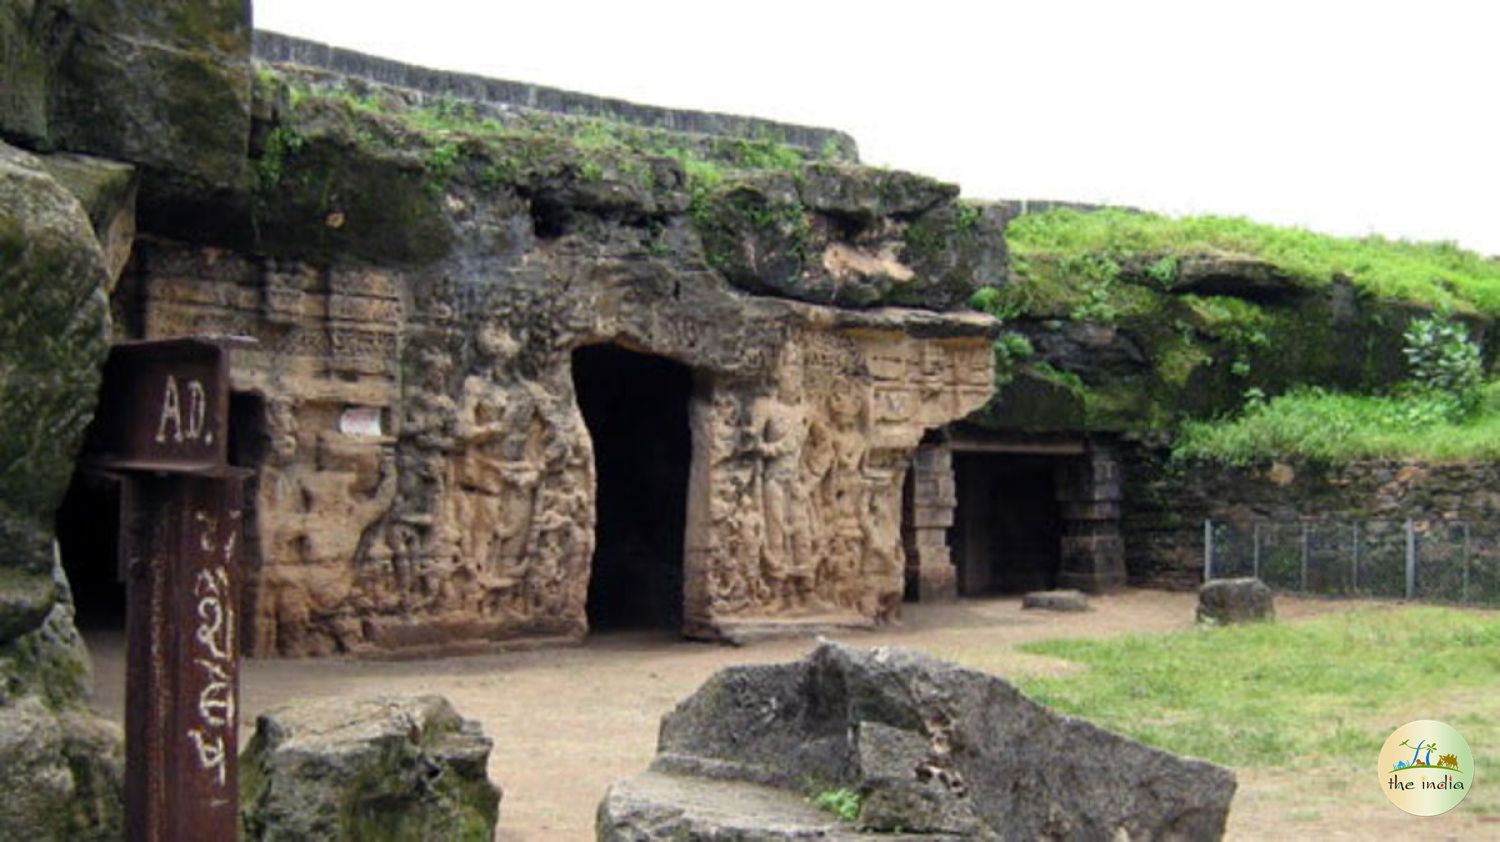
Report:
339,407,384,437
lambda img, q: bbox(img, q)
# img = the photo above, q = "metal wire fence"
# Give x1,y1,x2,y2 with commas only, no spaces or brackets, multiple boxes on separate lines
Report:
1203,519,1500,605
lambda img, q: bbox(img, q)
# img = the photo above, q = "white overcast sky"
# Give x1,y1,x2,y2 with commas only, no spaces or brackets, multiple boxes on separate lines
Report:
255,1,1499,256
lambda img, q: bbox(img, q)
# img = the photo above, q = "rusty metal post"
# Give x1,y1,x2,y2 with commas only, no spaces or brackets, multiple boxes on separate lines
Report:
80,337,253,842
124,475,244,841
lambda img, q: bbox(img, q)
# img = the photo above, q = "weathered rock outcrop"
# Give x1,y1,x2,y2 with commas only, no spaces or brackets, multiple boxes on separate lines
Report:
122,68,999,655
240,695,501,842
599,642,1237,840
967,208,1466,435
0,140,124,841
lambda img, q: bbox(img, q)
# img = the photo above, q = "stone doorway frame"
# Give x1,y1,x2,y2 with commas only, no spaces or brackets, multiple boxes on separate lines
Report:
906,433,1126,600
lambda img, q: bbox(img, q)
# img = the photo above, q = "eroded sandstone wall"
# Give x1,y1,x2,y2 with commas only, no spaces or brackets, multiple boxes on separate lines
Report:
137,234,994,655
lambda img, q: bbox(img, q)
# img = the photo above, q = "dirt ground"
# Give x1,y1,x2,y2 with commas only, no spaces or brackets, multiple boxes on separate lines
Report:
85,590,1493,840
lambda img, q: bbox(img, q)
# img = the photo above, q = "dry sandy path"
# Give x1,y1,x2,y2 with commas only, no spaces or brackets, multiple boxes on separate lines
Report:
85,590,1491,840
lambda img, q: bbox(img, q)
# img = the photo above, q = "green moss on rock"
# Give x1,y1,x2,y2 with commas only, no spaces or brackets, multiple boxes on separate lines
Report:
240,695,500,842
967,208,1497,435
0,142,110,646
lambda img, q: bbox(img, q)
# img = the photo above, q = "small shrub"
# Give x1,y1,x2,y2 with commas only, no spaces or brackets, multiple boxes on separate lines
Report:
1143,255,1179,287
811,788,862,823
256,126,305,189
1402,312,1482,415
992,331,1035,386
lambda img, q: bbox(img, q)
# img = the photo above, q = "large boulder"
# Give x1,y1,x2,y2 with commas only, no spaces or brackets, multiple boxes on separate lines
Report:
0,140,111,647
0,0,252,198
1197,578,1275,625
599,642,1236,840
240,694,502,841
0,138,124,841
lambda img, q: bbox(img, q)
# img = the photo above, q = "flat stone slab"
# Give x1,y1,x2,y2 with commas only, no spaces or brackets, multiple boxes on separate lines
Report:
597,771,961,841
1021,589,1090,612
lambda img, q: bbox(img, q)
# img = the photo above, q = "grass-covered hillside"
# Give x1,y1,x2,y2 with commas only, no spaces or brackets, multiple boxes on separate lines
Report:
1001,209,1500,316
969,208,1500,464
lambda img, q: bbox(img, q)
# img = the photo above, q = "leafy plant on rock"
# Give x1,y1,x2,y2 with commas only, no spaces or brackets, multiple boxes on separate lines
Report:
1401,312,1482,417
811,788,862,823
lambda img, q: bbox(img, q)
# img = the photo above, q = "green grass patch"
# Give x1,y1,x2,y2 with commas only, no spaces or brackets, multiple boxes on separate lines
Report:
1005,208,1500,316
1173,382,1500,466
1016,606,1500,770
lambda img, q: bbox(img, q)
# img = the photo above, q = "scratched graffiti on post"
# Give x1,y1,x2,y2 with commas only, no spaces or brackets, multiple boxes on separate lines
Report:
84,338,252,839
184,508,237,788
156,375,212,446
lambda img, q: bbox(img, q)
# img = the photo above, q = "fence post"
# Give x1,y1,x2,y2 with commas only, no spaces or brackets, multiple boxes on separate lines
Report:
1351,523,1359,593
1204,520,1214,582
1252,523,1260,580
1300,523,1310,593
1405,519,1417,599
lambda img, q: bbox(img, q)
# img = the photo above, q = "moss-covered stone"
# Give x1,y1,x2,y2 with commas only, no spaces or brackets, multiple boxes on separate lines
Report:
969,253,1456,434
241,695,501,841
3,1,251,198
0,694,125,842
968,369,1086,431
0,5,55,145
795,162,956,222
38,152,136,282
0,568,56,646
0,142,110,646
895,200,1008,309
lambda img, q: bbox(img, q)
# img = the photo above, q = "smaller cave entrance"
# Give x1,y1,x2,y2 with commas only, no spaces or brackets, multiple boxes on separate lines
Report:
55,473,125,630
950,452,1063,595
572,344,694,632
228,391,269,645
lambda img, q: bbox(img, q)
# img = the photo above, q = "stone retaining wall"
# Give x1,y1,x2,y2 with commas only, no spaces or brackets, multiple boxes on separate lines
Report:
1122,447,1500,588
253,30,858,159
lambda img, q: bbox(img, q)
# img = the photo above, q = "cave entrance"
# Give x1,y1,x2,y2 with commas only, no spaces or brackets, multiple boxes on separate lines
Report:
950,451,1066,595
55,472,125,630
572,344,693,632
228,391,269,648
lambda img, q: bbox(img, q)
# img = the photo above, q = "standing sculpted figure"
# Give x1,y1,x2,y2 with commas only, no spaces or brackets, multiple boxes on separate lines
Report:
745,354,815,611
451,323,546,620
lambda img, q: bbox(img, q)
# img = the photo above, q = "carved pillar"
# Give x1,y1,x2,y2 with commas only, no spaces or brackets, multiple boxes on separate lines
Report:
1056,444,1126,592
902,442,958,602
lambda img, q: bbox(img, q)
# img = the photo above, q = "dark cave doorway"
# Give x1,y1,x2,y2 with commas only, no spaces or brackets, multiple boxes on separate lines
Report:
572,344,693,632
227,391,269,649
950,452,1063,595
55,471,125,631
